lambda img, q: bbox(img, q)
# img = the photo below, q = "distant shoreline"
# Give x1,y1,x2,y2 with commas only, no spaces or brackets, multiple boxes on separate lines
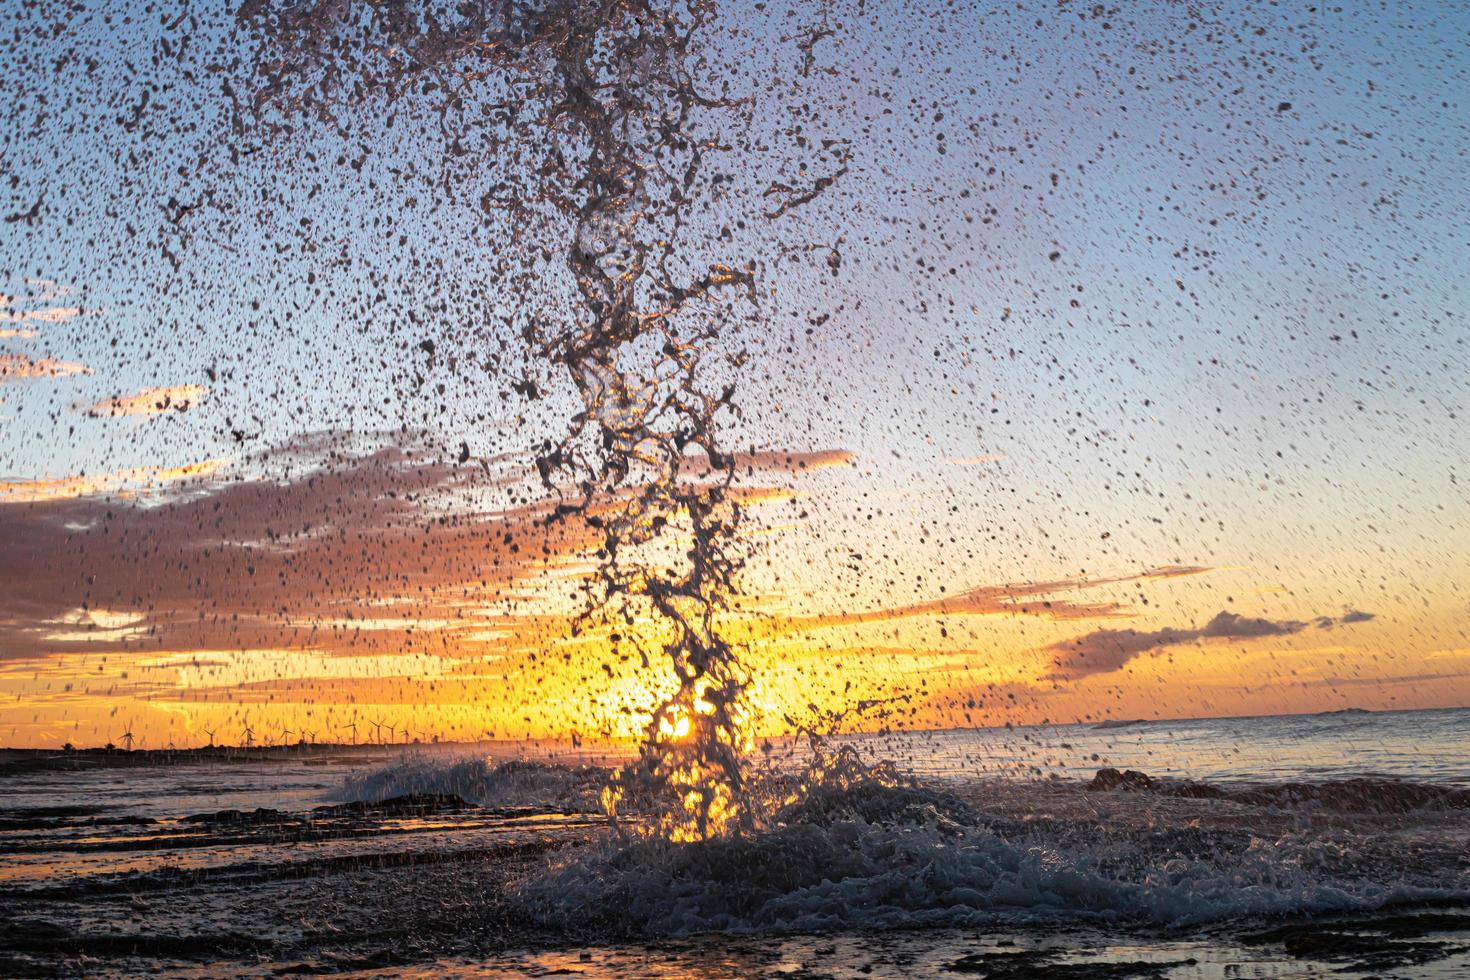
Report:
0,740,636,775
4,704,1466,758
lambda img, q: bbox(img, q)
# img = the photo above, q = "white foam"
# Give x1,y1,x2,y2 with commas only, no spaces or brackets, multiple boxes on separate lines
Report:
338,755,608,810
514,779,1470,936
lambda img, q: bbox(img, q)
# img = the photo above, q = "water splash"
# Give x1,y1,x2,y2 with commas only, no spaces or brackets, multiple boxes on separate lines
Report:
235,0,820,840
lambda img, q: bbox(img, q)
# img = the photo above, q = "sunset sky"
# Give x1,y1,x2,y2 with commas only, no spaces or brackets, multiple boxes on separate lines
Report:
1,0,1467,749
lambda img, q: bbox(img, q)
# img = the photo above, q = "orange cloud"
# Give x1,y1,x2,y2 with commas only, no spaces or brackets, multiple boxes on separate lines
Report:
764,565,1214,639
0,436,605,663
0,432,854,668
1140,564,1214,581
946,454,1006,465
84,384,209,417
0,458,230,503
0,354,92,381
677,448,856,477
2,277,93,326
0,306,85,324
735,449,856,473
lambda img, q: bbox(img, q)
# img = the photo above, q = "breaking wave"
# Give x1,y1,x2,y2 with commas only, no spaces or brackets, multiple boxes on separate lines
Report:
513,765,1470,937
1084,767,1470,813
339,756,610,812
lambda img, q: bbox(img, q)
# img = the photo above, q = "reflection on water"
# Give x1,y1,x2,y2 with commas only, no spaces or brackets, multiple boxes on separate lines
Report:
3,712,1469,978
331,929,1470,980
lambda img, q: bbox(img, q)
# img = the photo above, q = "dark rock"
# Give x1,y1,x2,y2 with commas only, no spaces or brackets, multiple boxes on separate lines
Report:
183,807,288,824
1086,768,1155,792
312,793,477,818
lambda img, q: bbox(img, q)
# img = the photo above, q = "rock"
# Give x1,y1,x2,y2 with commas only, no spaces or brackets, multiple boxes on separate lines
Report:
1086,768,1155,792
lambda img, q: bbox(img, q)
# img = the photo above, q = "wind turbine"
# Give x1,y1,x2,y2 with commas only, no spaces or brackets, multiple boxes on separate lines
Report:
119,721,135,752
242,723,255,748
203,727,217,748
369,718,385,744
345,719,359,745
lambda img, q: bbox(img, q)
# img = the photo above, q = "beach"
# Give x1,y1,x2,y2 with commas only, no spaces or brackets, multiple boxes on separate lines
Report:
4,709,1468,978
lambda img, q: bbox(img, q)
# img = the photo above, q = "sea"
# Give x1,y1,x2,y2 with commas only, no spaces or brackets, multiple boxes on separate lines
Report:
2,707,1468,978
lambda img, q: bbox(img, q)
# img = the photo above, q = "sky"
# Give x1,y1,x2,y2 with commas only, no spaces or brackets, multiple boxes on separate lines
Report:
0,0,1467,749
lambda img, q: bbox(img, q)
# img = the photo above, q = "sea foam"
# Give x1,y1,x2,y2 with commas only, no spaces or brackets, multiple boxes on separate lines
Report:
339,756,608,811
512,773,1470,937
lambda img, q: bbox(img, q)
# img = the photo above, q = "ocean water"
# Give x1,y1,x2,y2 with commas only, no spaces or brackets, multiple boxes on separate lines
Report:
2,709,1468,978
6,707,1465,821
833,707,1470,785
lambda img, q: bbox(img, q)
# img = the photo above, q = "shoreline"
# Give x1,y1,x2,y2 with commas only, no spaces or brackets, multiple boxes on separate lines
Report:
3,776,1469,978
9,703,1470,758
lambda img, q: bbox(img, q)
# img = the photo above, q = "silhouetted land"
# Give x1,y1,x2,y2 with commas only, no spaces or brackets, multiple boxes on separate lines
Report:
1,744,433,775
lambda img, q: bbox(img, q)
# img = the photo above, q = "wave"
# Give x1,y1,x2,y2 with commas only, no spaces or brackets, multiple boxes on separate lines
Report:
338,756,610,812
339,754,1470,939
1087,768,1470,813
514,772,1470,938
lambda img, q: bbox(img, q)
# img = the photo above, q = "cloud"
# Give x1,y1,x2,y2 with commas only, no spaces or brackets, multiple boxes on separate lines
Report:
0,441,580,661
945,454,1006,465
0,459,230,503
680,448,856,476
1302,670,1470,689
2,280,92,328
83,384,209,417
0,354,93,381
1199,610,1306,638
1315,609,1379,629
1140,564,1214,581
1046,607,1376,680
766,565,1215,638
747,448,856,472
0,306,85,324
0,432,848,664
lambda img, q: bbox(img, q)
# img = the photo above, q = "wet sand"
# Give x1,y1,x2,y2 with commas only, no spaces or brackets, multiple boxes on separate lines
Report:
4,759,1469,978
